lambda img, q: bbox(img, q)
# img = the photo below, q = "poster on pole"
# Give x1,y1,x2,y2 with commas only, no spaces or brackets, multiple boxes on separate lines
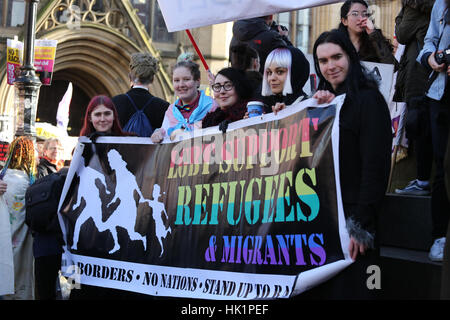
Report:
58,95,353,299
34,39,58,85
6,38,23,85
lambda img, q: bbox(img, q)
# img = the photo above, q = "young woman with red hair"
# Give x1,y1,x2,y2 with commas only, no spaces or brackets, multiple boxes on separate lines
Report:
79,95,129,137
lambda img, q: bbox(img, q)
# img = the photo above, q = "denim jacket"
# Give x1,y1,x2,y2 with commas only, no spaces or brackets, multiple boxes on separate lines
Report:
417,0,449,101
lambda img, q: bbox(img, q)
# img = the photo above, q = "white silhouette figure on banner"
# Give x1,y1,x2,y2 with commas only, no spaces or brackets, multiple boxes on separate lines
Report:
71,164,109,251
148,184,171,256
102,149,151,254
70,149,171,256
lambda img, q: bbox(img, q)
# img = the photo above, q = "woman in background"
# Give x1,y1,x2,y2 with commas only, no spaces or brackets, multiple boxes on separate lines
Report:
338,0,397,66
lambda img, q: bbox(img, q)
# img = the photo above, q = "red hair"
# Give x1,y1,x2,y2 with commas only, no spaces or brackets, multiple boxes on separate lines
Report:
80,95,128,137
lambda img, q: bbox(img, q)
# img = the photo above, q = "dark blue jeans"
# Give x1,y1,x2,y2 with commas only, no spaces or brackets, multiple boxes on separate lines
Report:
428,95,450,239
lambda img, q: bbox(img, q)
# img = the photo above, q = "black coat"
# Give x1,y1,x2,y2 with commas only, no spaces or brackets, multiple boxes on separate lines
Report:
338,87,392,239
37,157,57,179
33,158,64,258
393,0,434,102
112,87,169,133
230,17,289,74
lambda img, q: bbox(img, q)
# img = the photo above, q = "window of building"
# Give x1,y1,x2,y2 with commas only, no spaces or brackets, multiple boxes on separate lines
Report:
151,1,174,43
275,9,310,54
131,0,175,44
296,9,310,54
7,0,25,27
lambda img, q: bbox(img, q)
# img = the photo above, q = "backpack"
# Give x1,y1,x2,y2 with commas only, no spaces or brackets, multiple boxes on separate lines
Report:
123,94,154,137
25,169,68,234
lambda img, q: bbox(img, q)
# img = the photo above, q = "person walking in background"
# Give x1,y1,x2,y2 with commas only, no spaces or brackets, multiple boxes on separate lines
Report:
416,0,449,262
394,0,435,196
338,0,397,67
112,53,169,137
151,59,216,143
0,136,37,299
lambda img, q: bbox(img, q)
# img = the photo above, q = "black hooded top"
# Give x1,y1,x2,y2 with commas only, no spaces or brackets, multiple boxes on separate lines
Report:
261,45,310,109
230,17,289,74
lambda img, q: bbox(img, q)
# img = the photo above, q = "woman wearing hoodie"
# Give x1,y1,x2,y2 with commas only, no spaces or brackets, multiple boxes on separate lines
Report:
261,46,310,114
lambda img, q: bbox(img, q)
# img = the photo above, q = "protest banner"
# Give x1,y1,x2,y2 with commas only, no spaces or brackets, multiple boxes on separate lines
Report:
6,38,23,85
34,39,58,85
58,96,352,299
157,0,343,32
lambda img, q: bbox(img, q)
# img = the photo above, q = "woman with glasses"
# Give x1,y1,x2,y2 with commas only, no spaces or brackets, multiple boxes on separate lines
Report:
261,46,310,114
339,0,397,66
202,67,253,130
151,59,216,142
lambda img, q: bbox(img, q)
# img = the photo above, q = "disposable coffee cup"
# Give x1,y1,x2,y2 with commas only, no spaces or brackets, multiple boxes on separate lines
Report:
246,101,264,118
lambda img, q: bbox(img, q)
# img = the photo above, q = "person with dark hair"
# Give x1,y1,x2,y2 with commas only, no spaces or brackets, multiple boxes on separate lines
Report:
230,15,291,74
229,43,263,101
112,53,169,136
0,136,37,299
393,0,435,197
416,0,450,262
80,95,130,137
339,0,397,66
202,67,252,131
304,29,392,299
230,43,260,72
151,59,216,142
261,46,310,114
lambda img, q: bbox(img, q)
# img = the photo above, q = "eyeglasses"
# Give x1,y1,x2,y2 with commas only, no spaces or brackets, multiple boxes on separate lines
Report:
347,11,371,18
212,82,234,92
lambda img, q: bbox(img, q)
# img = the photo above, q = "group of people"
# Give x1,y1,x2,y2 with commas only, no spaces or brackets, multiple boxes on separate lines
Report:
0,0,448,300
0,136,66,299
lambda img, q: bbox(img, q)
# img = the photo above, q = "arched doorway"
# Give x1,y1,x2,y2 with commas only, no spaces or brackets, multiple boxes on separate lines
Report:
0,0,174,140
37,79,89,136
33,25,172,136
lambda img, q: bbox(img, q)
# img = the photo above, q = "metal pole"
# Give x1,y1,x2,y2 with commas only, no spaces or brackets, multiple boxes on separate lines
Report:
14,0,41,139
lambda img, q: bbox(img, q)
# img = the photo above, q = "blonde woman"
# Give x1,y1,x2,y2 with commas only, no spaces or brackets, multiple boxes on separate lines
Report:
112,52,170,136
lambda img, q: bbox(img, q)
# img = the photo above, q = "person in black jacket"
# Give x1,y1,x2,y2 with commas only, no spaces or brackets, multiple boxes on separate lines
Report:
112,53,169,136
34,138,65,300
230,15,291,74
301,29,392,299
